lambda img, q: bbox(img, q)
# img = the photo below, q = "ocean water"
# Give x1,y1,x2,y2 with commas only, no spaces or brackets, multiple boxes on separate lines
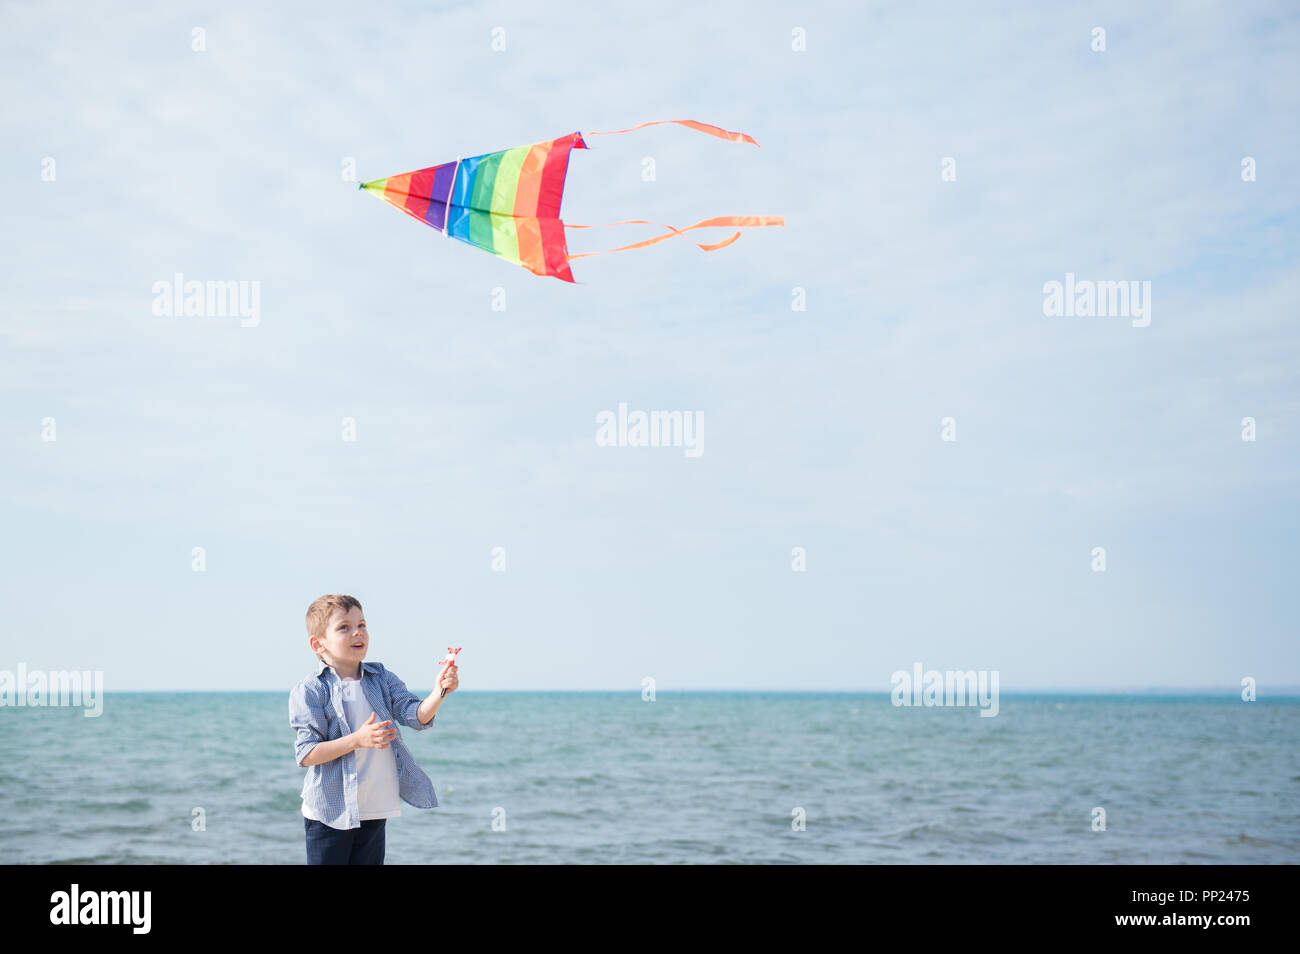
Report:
1,691,1296,864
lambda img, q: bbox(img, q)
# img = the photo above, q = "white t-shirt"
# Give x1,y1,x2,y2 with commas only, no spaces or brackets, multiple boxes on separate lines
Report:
340,675,401,820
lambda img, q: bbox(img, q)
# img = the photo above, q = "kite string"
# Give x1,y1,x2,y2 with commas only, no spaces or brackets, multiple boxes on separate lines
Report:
583,119,761,147
565,216,783,261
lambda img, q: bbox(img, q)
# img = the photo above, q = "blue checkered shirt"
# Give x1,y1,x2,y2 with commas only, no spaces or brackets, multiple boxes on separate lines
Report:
289,659,439,830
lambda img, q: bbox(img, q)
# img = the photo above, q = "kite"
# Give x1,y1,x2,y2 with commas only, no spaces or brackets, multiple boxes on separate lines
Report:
359,119,783,282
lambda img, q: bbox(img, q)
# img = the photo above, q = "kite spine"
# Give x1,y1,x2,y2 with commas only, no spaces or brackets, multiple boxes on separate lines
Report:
442,158,461,234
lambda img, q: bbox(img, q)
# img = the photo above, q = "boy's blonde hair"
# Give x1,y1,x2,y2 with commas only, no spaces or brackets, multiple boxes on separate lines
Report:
306,594,363,641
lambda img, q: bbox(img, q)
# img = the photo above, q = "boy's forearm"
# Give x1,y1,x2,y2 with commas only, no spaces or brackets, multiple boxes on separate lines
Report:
301,731,357,766
416,690,445,726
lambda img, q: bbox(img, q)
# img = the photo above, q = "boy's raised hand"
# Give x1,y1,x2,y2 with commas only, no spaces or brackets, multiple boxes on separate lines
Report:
438,657,459,697
353,711,398,749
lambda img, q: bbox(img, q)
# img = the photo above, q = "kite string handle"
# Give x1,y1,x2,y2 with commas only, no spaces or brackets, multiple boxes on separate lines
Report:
583,119,762,147
564,216,783,261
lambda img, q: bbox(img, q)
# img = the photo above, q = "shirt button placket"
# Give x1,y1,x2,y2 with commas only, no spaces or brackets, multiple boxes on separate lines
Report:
334,677,358,826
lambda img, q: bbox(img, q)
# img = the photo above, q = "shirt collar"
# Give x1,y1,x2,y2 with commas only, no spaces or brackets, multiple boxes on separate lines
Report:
314,658,379,680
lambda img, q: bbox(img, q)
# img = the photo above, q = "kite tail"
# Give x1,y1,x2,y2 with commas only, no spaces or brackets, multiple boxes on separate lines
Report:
564,216,784,262
584,119,762,147
569,121,776,263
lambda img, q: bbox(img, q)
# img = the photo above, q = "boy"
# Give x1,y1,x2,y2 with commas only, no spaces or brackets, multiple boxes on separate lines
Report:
289,594,458,865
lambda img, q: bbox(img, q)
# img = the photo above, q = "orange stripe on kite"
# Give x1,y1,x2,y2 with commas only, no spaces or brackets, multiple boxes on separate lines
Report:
513,143,548,218
515,215,545,277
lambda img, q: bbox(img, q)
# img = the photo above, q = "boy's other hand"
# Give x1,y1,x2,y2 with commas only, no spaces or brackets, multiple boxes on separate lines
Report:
353,711,398,749
438,659,459,696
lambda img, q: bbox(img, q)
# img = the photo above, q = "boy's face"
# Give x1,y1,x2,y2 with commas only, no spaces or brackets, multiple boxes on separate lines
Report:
309,605,368,677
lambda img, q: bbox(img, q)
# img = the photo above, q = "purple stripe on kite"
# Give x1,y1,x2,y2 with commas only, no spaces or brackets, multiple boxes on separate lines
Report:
426,200,448,232
431,163,456,205
404,162,457,230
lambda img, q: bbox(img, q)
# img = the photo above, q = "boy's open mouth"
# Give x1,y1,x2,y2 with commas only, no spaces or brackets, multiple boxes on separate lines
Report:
352,642,365,649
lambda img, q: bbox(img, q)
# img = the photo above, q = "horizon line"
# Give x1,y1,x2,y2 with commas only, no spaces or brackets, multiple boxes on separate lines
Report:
50,686,1300,696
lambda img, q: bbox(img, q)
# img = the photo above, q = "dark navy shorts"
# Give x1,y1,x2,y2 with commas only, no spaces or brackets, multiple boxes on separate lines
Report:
304,817,386,865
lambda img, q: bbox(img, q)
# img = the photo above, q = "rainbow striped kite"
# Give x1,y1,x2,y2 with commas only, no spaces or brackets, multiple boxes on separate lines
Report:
359,119,783,283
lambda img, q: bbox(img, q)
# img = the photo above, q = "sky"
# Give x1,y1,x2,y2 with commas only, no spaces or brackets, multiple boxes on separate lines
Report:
1,0,1297,692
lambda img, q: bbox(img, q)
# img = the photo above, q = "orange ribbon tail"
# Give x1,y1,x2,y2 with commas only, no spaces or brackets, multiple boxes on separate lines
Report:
583,119,762,147
565,216,784,261
565,124,774,264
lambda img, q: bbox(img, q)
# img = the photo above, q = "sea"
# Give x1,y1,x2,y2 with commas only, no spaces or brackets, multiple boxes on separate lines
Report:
2,692,1296,864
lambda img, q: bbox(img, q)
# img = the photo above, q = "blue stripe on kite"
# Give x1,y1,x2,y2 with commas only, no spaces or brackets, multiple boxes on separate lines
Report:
451,156,482,209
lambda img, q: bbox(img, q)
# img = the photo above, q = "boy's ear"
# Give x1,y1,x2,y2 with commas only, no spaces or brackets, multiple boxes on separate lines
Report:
307,634,322,654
